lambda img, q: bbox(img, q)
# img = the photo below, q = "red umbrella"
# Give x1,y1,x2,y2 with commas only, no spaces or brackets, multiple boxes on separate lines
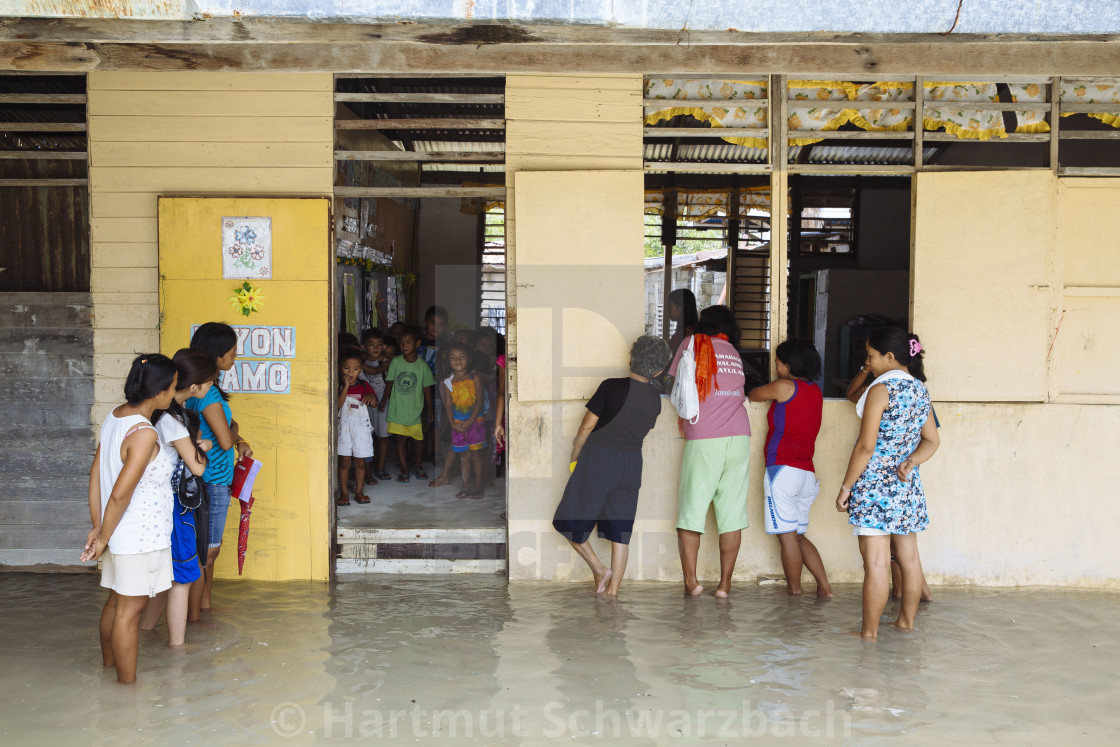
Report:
231,456,262,576
237,495,255,576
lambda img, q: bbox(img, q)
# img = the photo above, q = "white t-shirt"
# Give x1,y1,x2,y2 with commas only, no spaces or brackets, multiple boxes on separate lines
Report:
155,414,189,447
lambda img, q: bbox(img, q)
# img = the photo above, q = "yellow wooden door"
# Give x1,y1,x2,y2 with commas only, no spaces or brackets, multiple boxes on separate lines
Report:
158,197,331,581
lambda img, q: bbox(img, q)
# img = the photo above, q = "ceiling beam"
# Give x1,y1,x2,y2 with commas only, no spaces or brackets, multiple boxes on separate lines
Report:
3,20,1120,75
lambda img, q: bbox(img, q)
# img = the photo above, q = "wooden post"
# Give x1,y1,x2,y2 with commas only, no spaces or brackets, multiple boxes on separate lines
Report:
1050,76,1061,173
661,187,677,341
914,76,925,171
726,184,739,315
769,75,789,377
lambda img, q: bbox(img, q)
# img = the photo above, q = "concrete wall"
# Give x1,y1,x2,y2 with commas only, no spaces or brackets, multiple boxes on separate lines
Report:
0,293,94,568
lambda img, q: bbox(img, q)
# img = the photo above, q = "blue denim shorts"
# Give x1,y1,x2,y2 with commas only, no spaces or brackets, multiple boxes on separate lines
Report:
206,482,232,549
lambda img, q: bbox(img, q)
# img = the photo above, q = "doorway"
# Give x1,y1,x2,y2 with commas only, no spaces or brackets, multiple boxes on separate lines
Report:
331,75,509,573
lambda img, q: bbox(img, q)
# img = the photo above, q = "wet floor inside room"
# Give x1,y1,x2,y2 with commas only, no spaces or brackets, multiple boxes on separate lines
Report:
2,575,1118,746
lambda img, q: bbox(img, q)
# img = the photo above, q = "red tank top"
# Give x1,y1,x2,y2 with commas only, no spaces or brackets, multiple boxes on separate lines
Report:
764,380,823,472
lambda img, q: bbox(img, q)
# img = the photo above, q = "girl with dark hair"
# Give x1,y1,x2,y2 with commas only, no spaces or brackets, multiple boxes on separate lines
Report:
80,354,178,683
186,322,253,612
748,339,832,598
666,288,699,354
140,349,217,644
836,327,939,640
669,305,751,598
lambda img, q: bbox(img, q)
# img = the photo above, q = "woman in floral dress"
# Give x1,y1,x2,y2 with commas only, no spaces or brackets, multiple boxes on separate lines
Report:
836,327,939,640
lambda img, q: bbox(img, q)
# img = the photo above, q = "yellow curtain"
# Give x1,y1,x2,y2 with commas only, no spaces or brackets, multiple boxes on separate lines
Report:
644,78,768,149
1059,80,1120,128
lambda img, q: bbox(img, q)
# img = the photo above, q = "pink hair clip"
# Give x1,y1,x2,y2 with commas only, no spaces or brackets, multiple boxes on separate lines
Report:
908,339,922,357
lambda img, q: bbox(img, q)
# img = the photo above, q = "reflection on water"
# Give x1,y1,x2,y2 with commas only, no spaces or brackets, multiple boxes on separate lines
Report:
1,574,1118,745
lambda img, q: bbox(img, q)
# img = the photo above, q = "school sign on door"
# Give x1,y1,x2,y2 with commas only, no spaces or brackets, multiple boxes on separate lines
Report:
191,324,295,394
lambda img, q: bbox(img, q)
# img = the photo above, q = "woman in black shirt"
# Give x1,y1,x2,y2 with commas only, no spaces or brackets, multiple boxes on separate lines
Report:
552,335,671,596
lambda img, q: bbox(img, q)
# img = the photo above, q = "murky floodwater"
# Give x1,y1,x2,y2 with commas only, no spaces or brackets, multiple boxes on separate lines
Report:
1,573,1118,746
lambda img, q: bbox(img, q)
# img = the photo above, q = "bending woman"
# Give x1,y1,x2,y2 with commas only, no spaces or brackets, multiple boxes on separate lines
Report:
187,322,253,613
671,306,751,598
81,354,178,683
836,327,939,640
552,335,671,596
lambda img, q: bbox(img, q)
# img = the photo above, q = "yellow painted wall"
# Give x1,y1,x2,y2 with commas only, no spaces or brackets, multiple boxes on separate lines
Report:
88,72,334,580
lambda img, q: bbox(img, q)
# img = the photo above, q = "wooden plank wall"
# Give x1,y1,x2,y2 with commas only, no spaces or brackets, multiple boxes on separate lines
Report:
0,292,94,568
87,72,334,427
503,74,643,402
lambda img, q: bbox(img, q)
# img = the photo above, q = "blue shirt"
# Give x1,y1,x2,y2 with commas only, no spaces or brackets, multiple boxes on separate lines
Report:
185,386,235,486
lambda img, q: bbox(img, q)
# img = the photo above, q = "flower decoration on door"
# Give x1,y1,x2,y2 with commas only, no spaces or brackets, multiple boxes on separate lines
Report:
222,216,272,280
229,281,266,318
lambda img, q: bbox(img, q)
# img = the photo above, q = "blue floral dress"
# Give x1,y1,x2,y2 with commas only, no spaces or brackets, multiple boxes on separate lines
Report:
849,376,931,534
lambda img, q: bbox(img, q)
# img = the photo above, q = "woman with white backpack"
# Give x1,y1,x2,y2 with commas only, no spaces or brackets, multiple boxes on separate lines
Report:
668,305,751,598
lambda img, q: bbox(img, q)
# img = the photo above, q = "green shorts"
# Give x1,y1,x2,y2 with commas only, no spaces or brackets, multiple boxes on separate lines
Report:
677,435,750,534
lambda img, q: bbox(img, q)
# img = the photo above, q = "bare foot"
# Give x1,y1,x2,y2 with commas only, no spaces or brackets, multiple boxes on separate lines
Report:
845,629,876,641
715,585,730,599
892,621,915,632
594,568,613,594
684,582,704,597
787,588,803,597
817,587,834,599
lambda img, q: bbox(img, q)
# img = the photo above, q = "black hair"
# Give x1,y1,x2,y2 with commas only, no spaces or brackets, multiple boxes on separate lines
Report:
153,348,217,466
339,347,364,366
867,326,927,382
124,353,177,405
493,331,506,357
382,336,399,354
425,305,449,322
775,339,822,381
190,322,238,402
338,332,360,349
446,341,474,362
361,329,382,344
400,324,424,344
668,288,699,331
694,305,741,349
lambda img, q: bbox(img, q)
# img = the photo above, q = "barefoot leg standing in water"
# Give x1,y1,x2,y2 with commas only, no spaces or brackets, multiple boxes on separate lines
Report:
677,529,704,596
890,533,924,630
715,530,740,598
857,535,892,640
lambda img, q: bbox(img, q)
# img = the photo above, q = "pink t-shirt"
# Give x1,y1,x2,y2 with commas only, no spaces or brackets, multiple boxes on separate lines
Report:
669,335,751,440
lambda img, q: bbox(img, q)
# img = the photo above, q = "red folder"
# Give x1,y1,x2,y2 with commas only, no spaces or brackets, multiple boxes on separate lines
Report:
231,455,262,503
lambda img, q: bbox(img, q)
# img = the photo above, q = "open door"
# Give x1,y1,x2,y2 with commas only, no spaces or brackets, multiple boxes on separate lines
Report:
158,196,331,581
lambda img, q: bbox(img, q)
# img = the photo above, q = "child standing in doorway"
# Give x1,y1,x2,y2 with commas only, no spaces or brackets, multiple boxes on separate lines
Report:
443,342,487,499
419,306,449,467
361,330,391,481
748,339,833,598
382,325,435,482
337,349,377,506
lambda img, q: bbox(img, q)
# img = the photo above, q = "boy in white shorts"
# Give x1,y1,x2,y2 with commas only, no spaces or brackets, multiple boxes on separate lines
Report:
338,349,377,505
748,339,833,598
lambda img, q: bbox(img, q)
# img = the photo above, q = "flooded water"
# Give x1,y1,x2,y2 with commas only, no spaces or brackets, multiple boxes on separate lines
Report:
1,573,1118,746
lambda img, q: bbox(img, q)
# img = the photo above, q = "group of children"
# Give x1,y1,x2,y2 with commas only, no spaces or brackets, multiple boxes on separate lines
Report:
336,305,506,506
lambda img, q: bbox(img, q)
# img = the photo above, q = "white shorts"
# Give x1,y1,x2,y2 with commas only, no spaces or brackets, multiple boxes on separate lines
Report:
853,526,892,537
100,548,172,598
763,465,820,535
338,403,374,458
